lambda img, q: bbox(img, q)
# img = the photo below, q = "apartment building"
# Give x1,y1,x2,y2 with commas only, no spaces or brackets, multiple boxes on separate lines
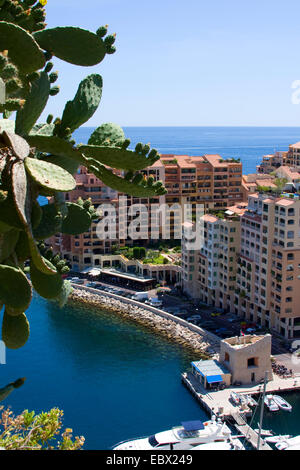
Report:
182,204,244,312
50,153,243,270
236,193,300,339
286,142,300,167
182,192,300,340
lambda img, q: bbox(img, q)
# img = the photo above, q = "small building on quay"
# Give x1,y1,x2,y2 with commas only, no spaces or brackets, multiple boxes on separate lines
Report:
191,334,273,388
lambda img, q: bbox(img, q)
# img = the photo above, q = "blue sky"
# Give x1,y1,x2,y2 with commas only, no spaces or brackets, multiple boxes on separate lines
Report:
41,0,300,126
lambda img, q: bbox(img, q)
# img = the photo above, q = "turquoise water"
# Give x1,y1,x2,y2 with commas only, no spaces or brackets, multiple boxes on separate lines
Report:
0,295,207,450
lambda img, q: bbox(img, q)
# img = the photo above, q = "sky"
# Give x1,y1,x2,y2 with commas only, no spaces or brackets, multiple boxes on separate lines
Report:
40,0,300,127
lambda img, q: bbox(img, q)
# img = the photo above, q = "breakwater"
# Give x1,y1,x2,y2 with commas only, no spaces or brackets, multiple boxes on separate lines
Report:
69,286,221,358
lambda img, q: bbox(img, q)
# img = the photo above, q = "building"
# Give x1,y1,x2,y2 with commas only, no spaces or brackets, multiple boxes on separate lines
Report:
50,153,243,271
219,334,273,385
191,334,272,387
182,204,245,312
235,192,300,339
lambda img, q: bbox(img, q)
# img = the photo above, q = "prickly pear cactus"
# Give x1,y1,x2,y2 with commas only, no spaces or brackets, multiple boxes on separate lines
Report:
0,1,167,350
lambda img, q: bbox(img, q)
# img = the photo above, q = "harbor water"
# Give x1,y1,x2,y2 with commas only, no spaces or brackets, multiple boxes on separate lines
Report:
0,295,208,450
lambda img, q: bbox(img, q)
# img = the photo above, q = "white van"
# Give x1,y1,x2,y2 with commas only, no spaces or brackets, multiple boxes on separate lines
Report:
132,292,149,302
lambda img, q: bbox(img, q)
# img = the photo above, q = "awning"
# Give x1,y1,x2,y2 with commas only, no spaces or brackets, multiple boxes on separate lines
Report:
181,420,204,431
206,375,223,384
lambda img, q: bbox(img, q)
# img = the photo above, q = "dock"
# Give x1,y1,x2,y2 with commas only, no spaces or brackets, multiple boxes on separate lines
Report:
181,371,300,450
230,412,271,450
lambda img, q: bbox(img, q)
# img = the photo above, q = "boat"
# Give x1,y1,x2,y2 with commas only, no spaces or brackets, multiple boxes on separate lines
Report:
254,428,273,437
230,391,240,405
272,395,292,412
191,438,245,451
246,395,258,407
264,435,292,444
264,395,280,412
112,417,232,450
276,436,300,450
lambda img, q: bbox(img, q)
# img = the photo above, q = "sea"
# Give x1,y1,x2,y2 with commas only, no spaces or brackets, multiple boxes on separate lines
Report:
7,127,300,449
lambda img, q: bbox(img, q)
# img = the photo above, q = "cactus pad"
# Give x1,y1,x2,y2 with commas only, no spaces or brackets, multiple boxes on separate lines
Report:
2,309,30,349
55,279,73,308
60,74,103,133
33,203,62,240
0,264,32,311
33,26,108,66
88,162,167,197
61,202,92,235
88,123,125,147
79,144,160,171
24,157,76,192
15,71,51,136
0,21,45,73
30,257,63,299
2,130,30,160
0,229,19,262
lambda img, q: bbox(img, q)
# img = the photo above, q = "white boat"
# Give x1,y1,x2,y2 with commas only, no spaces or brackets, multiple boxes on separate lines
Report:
264,395,280,412
276,436,300,450
246,395,258,407
192,438,245,451
230,391,240,405
272,395,292,412
112,417,232,450
254,428,273,437
264,434,292,444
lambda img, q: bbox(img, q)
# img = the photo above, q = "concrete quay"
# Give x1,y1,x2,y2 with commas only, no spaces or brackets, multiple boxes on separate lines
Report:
181,371,300,450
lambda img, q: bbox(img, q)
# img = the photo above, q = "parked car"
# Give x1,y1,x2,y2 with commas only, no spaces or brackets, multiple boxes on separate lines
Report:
211,312,222,317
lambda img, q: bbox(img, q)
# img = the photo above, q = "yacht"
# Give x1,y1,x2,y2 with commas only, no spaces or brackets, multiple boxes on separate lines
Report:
112,417,232,450
276,436,300,450
192,438,245,451
272,395,292,412
264,395,280,412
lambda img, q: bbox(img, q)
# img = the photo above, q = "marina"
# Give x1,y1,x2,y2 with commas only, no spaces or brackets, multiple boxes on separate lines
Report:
181,371,299,450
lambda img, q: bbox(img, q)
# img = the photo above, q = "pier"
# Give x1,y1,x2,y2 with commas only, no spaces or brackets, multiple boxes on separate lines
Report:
181,371,300,450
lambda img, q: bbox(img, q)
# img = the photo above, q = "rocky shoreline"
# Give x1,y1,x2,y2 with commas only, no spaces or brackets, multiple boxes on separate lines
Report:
69,288,220,358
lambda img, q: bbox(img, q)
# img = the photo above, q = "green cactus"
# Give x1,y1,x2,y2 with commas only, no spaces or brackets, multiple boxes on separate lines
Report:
88,162,167,197
0,377,26,402
0,21,45,74
88,123,125,147
0,264,32,311
33,26,112,66
15,71,51,136
59,74,103,134
2,309,30,349
0,229,19,262
24,157,76,192
30,257,63,299
61,202,92,235
0,5,168,351
78,143,160,171
33,203,62,240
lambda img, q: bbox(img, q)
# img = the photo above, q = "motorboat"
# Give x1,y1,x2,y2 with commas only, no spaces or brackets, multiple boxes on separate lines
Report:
230,391,240,405
272,395,292,412
191,438,245,451
246,395,258,407
276,436,300,450
254,428,273,437
112,417,232,450
264,435,292,444
264,395,280,412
